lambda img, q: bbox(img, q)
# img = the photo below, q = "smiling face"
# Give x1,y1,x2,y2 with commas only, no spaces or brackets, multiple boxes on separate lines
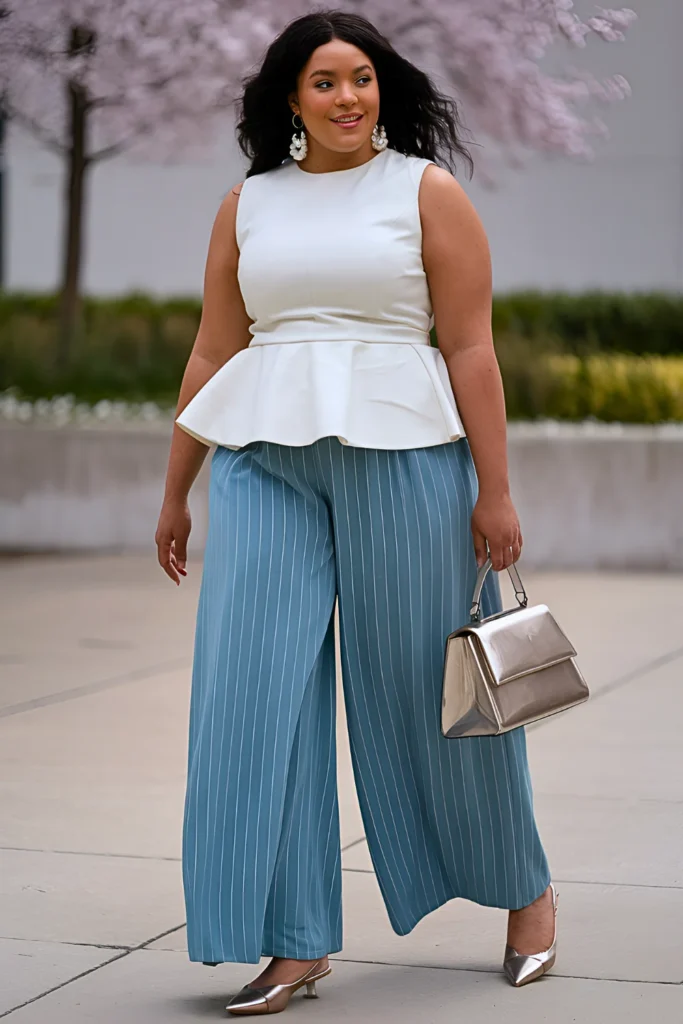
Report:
289,38,380,159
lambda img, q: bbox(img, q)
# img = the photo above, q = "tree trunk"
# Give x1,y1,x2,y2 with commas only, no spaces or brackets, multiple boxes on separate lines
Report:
0,105,6,291
57,84,89,368
58,27,94,370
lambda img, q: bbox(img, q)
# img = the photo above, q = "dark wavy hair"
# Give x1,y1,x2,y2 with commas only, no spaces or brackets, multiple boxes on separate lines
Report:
236,8,473,179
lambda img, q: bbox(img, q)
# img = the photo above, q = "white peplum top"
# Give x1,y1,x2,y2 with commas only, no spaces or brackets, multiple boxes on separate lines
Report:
176,146,465,450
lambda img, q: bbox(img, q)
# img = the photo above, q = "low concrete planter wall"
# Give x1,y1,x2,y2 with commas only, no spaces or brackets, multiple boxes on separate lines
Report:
507,423,683,570
0,422,210,554
2,421,682,569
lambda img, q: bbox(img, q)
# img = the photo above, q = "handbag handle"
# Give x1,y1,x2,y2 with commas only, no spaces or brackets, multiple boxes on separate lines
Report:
470,557,528,622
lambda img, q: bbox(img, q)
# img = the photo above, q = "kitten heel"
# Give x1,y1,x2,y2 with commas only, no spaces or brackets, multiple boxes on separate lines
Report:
504,884,559,988
226,959,331,1015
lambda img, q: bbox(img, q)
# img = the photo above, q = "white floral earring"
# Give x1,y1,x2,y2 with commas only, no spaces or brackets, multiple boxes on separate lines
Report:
290,113,308,161
371,123,388,152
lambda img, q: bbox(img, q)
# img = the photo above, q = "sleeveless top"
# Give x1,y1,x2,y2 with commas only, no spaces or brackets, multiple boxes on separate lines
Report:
176,147,465,450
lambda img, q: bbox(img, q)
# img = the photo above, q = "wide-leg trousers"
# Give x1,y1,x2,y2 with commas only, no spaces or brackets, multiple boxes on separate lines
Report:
182,436,550,964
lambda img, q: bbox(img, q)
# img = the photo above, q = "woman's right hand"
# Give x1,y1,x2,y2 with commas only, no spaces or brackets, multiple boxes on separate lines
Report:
155,499,192,585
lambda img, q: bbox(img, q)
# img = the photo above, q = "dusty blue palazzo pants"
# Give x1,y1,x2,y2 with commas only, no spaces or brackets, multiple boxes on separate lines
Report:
183,436,550,964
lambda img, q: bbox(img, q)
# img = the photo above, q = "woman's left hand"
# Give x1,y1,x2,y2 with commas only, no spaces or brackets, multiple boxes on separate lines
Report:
471,492,522,571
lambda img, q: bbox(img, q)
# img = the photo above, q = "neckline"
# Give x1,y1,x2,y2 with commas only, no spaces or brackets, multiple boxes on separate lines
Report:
293,147,389,177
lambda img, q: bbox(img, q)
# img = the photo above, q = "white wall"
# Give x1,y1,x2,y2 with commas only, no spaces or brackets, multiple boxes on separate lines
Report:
6,0,683,295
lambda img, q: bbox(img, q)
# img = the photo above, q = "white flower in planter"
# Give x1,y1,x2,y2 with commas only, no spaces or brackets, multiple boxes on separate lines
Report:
0,390,181,425
94,400,113,421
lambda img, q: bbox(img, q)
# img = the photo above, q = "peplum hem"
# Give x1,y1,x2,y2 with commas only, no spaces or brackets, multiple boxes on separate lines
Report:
176,340,465,451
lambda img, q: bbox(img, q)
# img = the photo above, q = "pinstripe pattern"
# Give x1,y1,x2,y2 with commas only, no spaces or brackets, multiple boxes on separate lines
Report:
182,436,550,964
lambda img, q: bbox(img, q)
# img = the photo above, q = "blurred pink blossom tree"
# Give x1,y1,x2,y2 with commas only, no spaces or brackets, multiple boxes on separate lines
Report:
354,1,637,159
0,1,636,352
0,0,275,356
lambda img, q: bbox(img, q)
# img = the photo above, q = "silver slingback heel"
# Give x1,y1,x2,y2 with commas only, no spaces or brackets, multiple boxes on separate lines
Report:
504,884,558,988
226,958,331,1016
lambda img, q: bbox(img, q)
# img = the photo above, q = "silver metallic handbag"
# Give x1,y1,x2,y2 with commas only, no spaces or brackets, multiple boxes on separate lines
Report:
441,558,589,738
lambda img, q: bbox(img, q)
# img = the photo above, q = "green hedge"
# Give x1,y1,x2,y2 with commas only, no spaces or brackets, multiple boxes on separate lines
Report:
2,292,683,421
496,336,683,423
491,291,683,356
0,293,201,404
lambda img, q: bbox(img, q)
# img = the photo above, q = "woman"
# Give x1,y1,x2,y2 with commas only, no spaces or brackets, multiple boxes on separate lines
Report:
156,9,557,1016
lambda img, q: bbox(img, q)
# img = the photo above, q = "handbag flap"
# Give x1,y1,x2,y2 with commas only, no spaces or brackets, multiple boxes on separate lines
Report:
455,604,577,686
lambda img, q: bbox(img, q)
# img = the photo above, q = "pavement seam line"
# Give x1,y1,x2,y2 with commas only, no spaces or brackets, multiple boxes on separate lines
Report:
528,642,683,731
328,956,683,986
2,846,682,893
340,867,683,890
1,931,680,1016
4,638,681,722
0,846,182,862
0,836,369,861
0,923,187,1018
340,835,368,852
0,950,129,1019
0,937,132,951
0,657,191,719
341,847,683,891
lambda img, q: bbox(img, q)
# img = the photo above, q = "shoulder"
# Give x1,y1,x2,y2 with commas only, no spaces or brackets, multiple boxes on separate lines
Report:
391,152,474,212
383,149,431,185
206,182,245,262
212,182,243,233
212,166,284,231
418,164,487,242
419,163,474,213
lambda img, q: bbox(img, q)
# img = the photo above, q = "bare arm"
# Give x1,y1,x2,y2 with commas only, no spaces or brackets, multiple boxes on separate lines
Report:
156,184,252,583
420,164,521,571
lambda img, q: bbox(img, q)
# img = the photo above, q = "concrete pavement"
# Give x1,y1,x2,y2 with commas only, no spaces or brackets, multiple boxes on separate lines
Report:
1,554,682,1022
